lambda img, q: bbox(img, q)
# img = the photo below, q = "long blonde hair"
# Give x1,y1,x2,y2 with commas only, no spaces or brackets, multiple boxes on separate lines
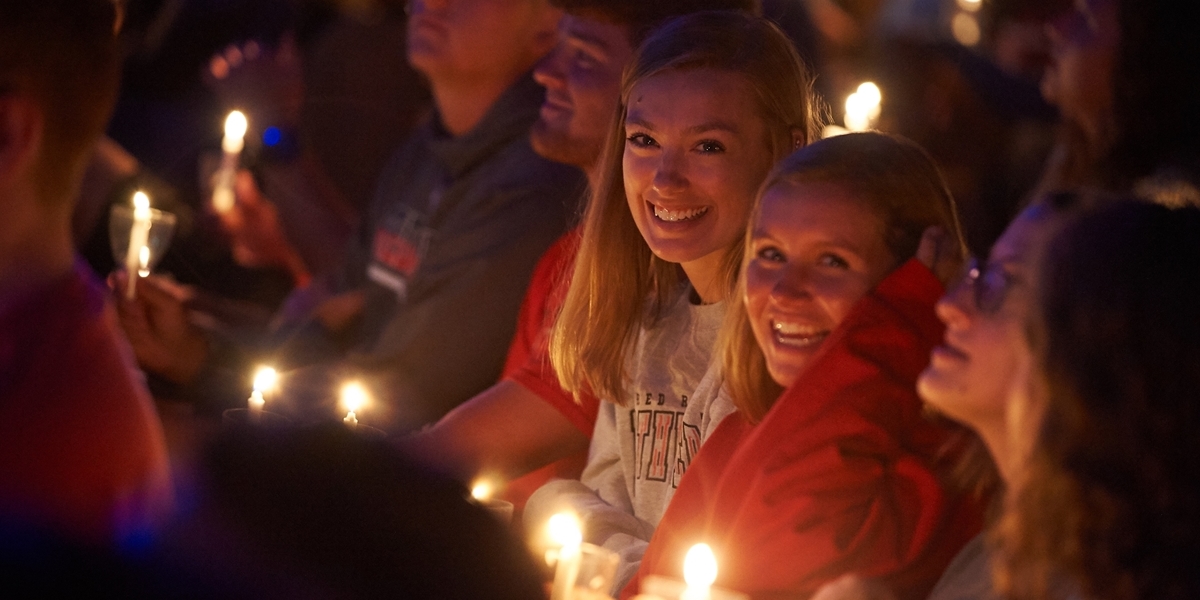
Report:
550,11,818,405
722,132,968,422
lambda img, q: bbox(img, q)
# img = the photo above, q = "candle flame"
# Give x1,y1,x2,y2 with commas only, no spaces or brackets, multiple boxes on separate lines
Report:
137,246,151,277
253,366,278,393
132,191,151,211
547,512,582,548
225,110,248,141
470,480,493,501
341,381,369,413
683,543,718,589
844,82,882,132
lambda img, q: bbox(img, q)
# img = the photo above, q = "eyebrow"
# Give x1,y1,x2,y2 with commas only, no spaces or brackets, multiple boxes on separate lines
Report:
624,114,741,136
566,30,611,53
750,229,872,255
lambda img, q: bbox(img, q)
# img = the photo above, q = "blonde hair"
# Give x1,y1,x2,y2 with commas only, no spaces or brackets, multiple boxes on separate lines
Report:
722,132,968,422
550,11,817,404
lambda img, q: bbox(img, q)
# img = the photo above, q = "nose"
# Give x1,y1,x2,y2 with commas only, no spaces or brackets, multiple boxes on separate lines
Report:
650,148,688,197
769,264,813,306
533,42,568,91
934,278,974,330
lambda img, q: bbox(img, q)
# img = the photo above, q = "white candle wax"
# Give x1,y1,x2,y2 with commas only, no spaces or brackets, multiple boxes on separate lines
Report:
125,191,152,299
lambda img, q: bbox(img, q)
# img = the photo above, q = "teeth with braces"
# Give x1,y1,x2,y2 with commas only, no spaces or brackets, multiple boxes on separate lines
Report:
653,204,709,222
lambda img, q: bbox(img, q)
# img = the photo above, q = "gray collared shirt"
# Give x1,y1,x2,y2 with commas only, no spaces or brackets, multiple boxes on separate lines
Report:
336,72,586,427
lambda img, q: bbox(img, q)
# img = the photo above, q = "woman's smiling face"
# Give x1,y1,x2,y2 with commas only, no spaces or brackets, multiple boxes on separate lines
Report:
622,67,776,297
743,181,897,387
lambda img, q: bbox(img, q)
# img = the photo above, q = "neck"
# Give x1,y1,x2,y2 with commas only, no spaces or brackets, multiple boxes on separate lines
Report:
681,251,729,305
431,74,520,137
974,419,1013,485
0,201,75,304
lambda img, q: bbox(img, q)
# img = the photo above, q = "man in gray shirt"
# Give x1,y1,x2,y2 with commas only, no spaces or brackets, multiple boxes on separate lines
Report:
117,0,584,429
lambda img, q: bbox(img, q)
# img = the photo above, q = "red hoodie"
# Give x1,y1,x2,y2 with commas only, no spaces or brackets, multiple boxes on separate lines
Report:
624,260,981,600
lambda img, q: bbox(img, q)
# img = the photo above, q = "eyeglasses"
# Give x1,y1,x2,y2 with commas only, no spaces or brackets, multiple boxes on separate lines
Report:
960,257,1019,315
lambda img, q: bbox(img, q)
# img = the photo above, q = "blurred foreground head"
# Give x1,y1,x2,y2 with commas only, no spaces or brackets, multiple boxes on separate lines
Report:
0,0,121,206
162,424,545,599
1000,201,1200,600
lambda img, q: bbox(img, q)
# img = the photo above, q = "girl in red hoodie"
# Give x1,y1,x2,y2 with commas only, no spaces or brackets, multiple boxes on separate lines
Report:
627,132,982,600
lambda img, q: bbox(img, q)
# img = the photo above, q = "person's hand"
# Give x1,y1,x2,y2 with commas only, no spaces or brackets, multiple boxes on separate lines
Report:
217,170,311,287
916,225,963,286
111,273,209,385
313,289,367,335
811,575,898,600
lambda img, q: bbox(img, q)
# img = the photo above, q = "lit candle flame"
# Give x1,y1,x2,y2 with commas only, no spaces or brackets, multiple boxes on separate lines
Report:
341,381,369,427
253,366,279,393
844,81,883,132
223,110,248,153
137,246,151,277
547,512,582,548
470,480,493,502
133,190,151,217
683,543,718,590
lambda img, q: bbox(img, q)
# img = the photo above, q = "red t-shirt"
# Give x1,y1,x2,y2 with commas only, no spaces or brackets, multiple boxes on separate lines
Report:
624,260,982,600
498,230,600,507
0,262,173,545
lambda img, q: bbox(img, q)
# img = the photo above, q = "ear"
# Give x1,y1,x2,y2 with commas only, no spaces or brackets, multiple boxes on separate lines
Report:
789,126,808,152
0,95,43,188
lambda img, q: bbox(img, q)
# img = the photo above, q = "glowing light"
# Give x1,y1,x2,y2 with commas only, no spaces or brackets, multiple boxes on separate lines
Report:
956,0,982,12
253,366,278,393
952,12,981,46
132,191,151,217
683,543,718,591
843,81,882,132
137,246,150,277
223,110,248,154
341,381,369,428
470,479,493,502
262,126,282,147
547,512,583,548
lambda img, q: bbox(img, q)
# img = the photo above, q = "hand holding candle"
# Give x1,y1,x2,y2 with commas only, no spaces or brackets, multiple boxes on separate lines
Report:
212,110,248,213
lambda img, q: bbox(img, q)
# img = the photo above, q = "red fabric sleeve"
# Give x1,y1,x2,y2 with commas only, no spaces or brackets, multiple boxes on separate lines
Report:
625,260,982,600
501,229,600,437
496,230,600,512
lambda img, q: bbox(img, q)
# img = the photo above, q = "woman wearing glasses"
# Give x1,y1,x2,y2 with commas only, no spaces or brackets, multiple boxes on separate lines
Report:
912,192,1101,600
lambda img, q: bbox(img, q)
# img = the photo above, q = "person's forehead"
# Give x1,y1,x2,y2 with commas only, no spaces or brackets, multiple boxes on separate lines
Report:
561,11,633,51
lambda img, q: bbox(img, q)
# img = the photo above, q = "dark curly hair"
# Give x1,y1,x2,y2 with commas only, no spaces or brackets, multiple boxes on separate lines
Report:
549,0,760,46
997,201,1200,600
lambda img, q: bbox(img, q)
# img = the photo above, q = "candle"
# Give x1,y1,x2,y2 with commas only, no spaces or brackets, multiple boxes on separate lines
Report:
640,543,747,600
212,110,248,213
682,544,718,600
125,191,152,299
248,366,277,421
548,512,584,600
341,381,369,429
